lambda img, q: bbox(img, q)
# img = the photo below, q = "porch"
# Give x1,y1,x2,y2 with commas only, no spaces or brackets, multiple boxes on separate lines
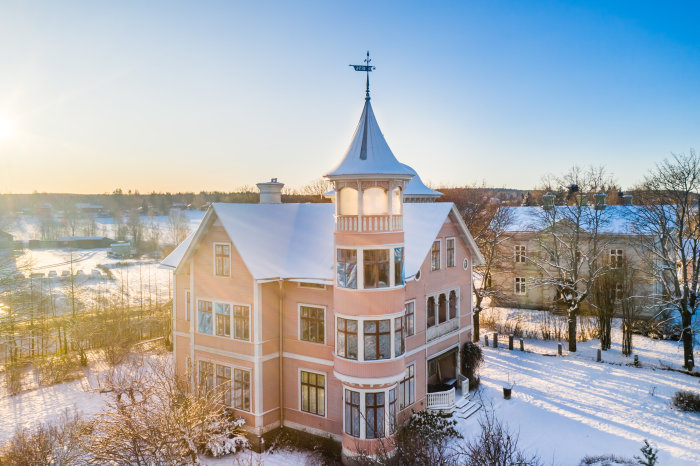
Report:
425,348,469,413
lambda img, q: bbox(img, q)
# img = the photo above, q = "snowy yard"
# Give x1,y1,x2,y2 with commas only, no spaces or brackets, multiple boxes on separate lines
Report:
462,321,700,465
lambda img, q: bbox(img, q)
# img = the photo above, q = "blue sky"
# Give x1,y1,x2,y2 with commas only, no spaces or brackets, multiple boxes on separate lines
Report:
0,1,699,193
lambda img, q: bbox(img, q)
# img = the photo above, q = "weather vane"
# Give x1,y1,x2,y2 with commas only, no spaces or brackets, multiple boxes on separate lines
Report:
349,51,375,100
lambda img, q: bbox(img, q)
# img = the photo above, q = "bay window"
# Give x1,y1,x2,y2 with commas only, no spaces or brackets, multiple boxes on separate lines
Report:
337,318,358,360
345,389,360,437
394,316,404,357
364,249,390,288
365,392,385,439
394,247,404,286
363,319,391,360
337,249,357,289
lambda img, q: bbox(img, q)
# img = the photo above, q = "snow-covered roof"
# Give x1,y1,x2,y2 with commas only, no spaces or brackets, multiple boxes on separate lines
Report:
498,205,663,235
325,99,414,179
401,163,442,199
161,202,481,281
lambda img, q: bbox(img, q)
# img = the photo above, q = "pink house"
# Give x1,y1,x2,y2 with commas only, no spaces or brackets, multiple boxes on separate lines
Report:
162,92,483,460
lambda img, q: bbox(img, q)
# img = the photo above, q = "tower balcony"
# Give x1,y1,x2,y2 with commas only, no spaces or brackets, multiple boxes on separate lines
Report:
335,214,403,233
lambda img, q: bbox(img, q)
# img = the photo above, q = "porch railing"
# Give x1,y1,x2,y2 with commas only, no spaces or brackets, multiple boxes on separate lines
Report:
426,387,456,410
426,318,460,342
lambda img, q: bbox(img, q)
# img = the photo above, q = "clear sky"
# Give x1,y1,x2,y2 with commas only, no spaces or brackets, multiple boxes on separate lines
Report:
1,1,699,194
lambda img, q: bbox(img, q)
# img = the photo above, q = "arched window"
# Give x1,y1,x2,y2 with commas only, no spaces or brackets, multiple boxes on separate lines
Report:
391,187,402,215
438,294,447,324
363,187,388,215
338,187,359,215
449,290,457,320
427,297,436,328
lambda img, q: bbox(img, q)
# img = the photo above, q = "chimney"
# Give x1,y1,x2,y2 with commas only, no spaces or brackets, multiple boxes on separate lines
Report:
622,194,633,206
257,178,284,204
542,193,555,210
594,192,607,210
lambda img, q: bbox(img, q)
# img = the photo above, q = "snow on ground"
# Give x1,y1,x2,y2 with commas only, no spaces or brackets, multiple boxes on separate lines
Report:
461,317,700,465
202,448,318,466
6,211,205,242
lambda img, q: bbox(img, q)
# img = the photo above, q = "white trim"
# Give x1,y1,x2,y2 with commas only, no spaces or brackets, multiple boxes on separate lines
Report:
404,328,465,357
298,367,328,418
172,273,177,364
334,370,404,386
514,277,526,295
212,241,232,277
341,383,399,440
335,310,406,362
427,342,460,360
193,344,279,362
335,243,406,290
254,283,263,420
282,352,334,366
297,303,327,345
297,281,327,289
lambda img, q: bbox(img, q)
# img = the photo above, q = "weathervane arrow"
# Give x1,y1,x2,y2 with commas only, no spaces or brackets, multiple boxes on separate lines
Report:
349,51,375,100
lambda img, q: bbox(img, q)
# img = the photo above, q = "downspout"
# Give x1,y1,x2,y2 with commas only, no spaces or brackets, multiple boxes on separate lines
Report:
279,279,284,428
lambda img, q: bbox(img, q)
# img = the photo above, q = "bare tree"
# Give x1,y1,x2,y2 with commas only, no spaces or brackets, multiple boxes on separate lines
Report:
167,209,190,245
529,166,614,351
634,151,699,369
473,206,514,341
592,268,616,351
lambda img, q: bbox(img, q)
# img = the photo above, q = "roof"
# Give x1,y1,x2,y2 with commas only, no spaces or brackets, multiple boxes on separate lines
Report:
401,163,443,199
498,205,667,235
57,236,110,242
161,202,482,281
325,99,414,179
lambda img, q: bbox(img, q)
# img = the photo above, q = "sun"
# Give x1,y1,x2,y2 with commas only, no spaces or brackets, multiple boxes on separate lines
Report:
0,115,13,141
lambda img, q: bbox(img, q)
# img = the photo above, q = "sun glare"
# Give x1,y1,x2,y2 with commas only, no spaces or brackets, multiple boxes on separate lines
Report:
0,115,13,141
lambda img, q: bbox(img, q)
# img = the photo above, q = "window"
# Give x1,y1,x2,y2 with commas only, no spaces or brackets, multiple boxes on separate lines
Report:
515,245,526,263
400,364,415,409
337,318,358,360
198,360,214,393
446,238,456,268
610,249,623,269
337,249,357,289
394,316,404,357
365,392,385,439
233,305,250,341
300,306,325,343
197,300,213,334
515,277,526,295
438,294,447,324
394,247,404,286
388,387,398,434
214,243,230,277
427,296,436,328
364,320,391,360
364,249,389,289
431,240,441,271
486,273,492,288
449,290,458,320
233,368,250,411
185,290,191,321
216,364,232,406
300,371,325,416
215,303,231,337
345,389,360,437
405,301,415,336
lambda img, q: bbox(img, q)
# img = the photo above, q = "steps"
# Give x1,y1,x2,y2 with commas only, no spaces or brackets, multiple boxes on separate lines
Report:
454,393,481,420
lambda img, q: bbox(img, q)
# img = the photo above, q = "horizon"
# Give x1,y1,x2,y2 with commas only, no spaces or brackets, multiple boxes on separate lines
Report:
1,1,699,194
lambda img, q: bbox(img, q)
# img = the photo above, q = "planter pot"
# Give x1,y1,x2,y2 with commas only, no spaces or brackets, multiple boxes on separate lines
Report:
503,386,512,399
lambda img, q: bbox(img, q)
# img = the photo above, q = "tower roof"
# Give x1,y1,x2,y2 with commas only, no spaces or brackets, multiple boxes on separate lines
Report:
325,99,414,179
401,163,443,199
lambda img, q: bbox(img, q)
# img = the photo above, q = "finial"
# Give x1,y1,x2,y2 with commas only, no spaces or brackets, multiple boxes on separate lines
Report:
349,50,376,100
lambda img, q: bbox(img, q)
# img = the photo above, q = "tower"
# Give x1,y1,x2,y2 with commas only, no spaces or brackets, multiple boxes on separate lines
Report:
325,54,414,459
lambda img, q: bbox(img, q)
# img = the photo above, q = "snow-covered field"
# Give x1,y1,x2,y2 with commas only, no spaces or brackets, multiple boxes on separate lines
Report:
465,318,700,465
6,211,204,242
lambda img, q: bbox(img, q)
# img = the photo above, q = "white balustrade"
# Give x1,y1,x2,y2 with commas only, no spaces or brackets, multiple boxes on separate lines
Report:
426,387,456,410
335,215,403,232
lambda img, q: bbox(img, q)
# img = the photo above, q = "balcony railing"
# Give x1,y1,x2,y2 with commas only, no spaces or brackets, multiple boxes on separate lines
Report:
426,387,456,411
426,318,460,342
335,215,403,233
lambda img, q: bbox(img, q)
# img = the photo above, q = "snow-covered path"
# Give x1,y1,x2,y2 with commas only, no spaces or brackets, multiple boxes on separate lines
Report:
458,343,700,465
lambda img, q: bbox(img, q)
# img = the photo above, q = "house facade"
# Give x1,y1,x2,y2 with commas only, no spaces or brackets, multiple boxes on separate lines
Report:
489,202,659,316
162,93,483,460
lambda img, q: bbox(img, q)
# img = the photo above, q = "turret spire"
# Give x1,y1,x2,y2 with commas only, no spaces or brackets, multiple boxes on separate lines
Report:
349,51,375,100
